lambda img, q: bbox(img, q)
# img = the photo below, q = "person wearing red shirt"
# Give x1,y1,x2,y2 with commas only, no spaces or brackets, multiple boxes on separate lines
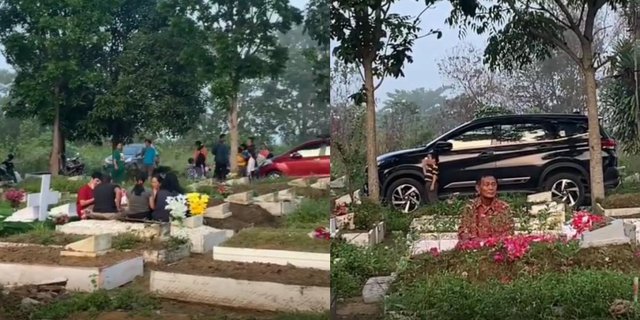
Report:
76,172,103,219
458,175,514,241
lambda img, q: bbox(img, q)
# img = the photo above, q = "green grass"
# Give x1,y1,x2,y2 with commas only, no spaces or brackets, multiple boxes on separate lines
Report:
285,198,329,229
221,227,330,253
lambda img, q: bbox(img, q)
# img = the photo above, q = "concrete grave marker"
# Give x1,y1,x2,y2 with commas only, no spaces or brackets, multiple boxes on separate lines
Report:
61,235,112,257
581,220,634,248
25,175,61,221
362,275,396,304
527,191,552,203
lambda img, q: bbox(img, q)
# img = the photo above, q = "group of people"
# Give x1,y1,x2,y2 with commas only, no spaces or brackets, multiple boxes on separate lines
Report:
187,135,273,182
75,170,183,223
422,156,514,241
110,139,158,185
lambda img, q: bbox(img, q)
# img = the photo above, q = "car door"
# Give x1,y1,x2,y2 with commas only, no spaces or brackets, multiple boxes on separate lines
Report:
491,120,558,191
318,141,331,177
436,123,499,196
288,141,324,177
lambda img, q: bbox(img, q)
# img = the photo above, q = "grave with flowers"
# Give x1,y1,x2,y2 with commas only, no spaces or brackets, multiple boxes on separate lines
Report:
166,192,234,254
409,192,567,256
332,200,385,247
150,185,331,312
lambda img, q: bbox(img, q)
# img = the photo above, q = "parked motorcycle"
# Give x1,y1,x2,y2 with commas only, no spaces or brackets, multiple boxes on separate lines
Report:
60,153,85,176
0,154,21,184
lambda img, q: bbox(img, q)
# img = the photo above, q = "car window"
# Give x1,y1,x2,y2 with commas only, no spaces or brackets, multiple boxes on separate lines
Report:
123,146,141,155
498,122,554,144
556,121,588,138
447,125,496,150
296,143,322,158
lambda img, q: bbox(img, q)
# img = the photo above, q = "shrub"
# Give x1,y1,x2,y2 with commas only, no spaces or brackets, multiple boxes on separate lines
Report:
332,238,407,299
386,270,639,320
286,198,329,229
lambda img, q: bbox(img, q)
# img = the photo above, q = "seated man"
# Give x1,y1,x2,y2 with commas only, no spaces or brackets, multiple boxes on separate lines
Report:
87,175,123,220
458,175,514,241
76,172,103,219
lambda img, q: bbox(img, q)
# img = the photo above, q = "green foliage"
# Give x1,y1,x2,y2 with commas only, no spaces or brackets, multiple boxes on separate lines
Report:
285,198,330,229
164,236,189,251
331,0,436,79
473,105,514,118
386,270,639,319
332,237,408,299
303,0,330,103
352,200,386,230
112,233,143,251
602,39,640,154
29,288,158,320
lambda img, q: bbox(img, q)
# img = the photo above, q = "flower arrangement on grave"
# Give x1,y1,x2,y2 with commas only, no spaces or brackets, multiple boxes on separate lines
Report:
186,192,209,216
570,210,606,239
3,188,25,210
166,193,209,224
213,183,231,201
455,234,558,264
313,226,330,240
333,202,349,216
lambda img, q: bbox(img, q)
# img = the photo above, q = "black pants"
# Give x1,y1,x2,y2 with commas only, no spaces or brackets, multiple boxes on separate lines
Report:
425,179,439,204
214,162,227,181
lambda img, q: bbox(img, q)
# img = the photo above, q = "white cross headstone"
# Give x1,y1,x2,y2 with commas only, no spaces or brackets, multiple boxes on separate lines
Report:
25,175,60,221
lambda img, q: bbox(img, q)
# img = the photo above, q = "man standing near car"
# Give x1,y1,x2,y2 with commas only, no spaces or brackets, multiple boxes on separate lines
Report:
212,134,230,182
142,139,157,180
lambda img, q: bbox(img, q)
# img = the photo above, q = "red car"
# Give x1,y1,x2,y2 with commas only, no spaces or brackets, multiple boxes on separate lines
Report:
258,138,330,179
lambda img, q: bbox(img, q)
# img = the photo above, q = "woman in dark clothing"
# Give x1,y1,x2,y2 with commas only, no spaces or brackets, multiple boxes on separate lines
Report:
126,172,151,220
149,172,184,222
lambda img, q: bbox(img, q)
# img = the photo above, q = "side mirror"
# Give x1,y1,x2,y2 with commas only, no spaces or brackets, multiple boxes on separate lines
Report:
435,141,453,152
290,152,302,159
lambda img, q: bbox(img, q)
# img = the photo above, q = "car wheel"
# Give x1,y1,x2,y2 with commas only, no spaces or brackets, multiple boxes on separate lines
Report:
544,172,585,207
386,178,425,213
267,171,282,179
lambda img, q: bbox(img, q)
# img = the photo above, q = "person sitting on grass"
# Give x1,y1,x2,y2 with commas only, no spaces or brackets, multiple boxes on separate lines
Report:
125,172,151,220
76,172,103,220
458,175,514,241
87,175,123,220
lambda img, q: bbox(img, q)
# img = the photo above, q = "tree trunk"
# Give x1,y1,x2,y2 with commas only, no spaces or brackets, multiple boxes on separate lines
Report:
228,94,239,174
49,104,61,176
363,58,380,201
583,66,605,205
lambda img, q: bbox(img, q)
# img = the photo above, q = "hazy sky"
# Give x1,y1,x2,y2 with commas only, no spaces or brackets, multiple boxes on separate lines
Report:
377,1,488,98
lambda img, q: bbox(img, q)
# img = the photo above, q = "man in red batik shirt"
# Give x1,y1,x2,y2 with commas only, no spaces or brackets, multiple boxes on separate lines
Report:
76,172,103,219
458,175,514,241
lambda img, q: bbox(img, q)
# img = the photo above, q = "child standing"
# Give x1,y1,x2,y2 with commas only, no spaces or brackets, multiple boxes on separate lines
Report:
422,154,439,204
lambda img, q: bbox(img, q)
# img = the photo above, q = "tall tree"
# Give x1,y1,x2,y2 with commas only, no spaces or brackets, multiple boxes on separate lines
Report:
0,0,110,175
304,0,330,103
331,0,439,201
85,2,211,146
176,0,302,172
448,0,626,204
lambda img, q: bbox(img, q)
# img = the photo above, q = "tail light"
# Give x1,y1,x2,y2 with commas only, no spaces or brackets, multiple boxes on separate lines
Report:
601,138,617,150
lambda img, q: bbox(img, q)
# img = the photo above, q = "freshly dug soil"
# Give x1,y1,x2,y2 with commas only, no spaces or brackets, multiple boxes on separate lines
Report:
153,254,330,287
293,187,329,200
204,203,283,231
601,193,640,209
405,243,640,284
222,228,330,253
0,233,86,246
230,181,291,196
0,246,139,267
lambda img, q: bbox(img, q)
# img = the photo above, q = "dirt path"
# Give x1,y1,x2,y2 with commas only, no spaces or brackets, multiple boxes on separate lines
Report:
204,203,283,232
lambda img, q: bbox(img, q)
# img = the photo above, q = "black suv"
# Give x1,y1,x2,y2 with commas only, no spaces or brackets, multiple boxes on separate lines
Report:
370,114,621,212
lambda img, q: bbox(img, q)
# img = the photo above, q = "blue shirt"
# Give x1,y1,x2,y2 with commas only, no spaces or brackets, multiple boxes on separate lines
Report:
213,143,230,164
143,146,156,165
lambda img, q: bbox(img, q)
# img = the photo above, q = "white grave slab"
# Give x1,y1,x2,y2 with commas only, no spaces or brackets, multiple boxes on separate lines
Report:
56,220,167,239
362,275,395,304
49,203,78,218
581,220,634,248
527,191,552,203
170,225,234,253
3,207,38,222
